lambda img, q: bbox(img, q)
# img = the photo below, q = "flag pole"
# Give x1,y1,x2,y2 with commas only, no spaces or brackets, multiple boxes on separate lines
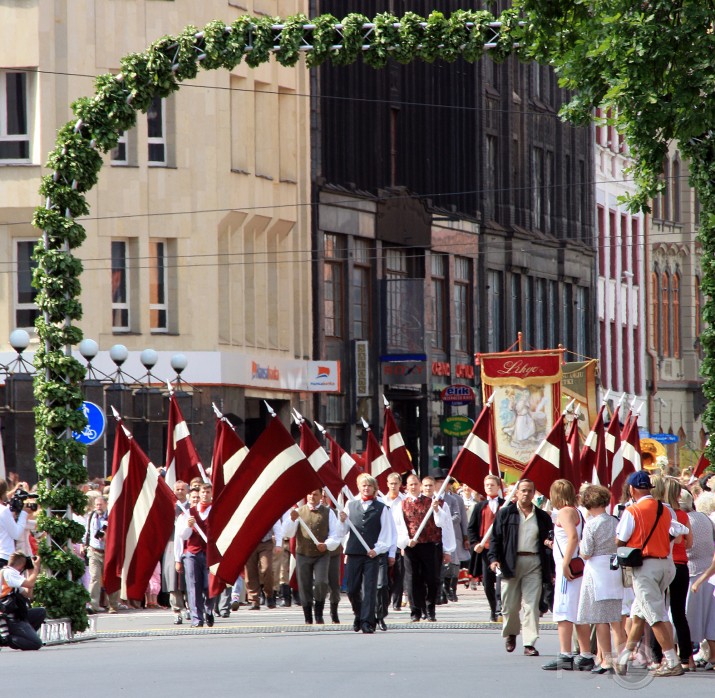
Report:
298,412,371,552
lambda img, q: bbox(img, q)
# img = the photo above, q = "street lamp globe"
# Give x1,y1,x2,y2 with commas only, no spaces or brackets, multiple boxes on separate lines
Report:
109,344,129,367
79,338,99,361
9,329,30,353
170,353,188,375
140,349,159,370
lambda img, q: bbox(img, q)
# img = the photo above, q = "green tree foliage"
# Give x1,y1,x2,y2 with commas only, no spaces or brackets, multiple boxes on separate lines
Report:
517,0,715,462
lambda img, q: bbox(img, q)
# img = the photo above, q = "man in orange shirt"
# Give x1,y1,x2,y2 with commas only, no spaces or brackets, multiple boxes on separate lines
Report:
615,471,687,678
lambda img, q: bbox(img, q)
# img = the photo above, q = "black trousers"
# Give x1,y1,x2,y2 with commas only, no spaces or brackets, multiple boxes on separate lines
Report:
671,563,693,662
389,553,405,607
7,607,45,651
404,542,440,616
345,554,380,626
375,554,390,620
481,554,501,614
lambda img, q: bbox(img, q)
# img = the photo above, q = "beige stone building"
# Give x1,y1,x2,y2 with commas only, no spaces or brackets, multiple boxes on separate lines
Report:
0,1,329,480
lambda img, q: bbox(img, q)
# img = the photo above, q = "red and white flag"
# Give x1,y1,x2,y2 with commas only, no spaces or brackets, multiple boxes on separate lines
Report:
580,404,607,484
611,415,641,504
565,408,582,488
299,422,345,499
165,392,208,488
207,416,322,584
604,404,623,489
690,443,710,484
323,431,362,496
448,401,499,497
210,411,249,503
364,422,395,492
382,404,413,475
521,413,571,496
104,419,176,600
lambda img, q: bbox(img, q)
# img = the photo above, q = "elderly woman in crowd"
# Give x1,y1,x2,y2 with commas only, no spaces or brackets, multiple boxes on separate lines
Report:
691,530,715,670
576,484,626,673
542,479,595,671
651,475,693,670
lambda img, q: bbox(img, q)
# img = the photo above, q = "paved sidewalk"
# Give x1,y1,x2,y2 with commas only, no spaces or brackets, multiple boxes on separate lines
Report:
94,582,557,638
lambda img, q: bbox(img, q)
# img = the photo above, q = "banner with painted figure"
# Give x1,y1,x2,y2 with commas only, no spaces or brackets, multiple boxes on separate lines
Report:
480,349,563,475
560,359,598,440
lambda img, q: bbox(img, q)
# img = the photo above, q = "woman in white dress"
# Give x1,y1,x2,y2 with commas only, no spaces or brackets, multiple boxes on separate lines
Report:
542,479,596,671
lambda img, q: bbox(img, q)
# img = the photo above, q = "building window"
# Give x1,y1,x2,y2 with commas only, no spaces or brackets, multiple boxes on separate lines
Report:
597,206,605,276
672,272,680,359
661,160,670,221
431,254,447,351
324,233,344,338
531,147,543,231
0,71,30,161
547,280,558,347
15,239,38,328
487,270,503,352
454,257,470,353
534,278,546,348
661,271,670,357
576,287,587,359
524,276,533,346
695,276,704,358
631,218,639,284
544,151,553,235
352,238,371,340
484,135,498,221
509,274,520,345
149,240,168,333
672,158,681,222
112,131,128,165
111,241,130,332
651,271,660,355
562,283,572,350
147,95,166,165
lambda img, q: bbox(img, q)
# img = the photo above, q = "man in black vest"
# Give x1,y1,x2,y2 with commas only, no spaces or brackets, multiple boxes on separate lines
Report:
343,473,393,634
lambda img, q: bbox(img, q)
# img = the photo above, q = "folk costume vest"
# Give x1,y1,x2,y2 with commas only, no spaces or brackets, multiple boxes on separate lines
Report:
402,495,441,544
295,505,330,557
345,499,385,555
186,505,210,554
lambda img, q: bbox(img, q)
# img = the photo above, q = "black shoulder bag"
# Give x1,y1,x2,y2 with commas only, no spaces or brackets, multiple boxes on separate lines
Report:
616,501,663,568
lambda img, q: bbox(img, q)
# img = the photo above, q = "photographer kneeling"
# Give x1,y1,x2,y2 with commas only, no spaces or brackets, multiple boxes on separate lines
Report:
0,551,45,650
0,479,30,568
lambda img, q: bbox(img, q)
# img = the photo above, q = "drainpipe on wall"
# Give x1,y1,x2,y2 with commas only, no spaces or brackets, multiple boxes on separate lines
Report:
644,214,658,434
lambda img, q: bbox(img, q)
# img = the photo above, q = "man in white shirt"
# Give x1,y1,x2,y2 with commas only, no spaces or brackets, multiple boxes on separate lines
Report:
0,480,29,568
0,551,44,650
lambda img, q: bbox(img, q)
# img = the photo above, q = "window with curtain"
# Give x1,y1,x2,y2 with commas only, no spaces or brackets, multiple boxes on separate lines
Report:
454,257,471,353
672,273,680,358
352,238,371,340
324,233,344,338
651,271,660,355
111,240,130,332
431,254,447,350
661,271,670,357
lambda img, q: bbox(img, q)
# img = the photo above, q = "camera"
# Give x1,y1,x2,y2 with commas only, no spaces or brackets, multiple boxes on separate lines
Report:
24,554,38,572
9,488,39,514
547,530,554,541
95,523,108,540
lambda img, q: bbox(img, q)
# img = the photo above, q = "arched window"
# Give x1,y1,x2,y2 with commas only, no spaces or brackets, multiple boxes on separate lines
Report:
672,272,680,358
651,270,660,355
672,158,681,222
662,160,671,220
661,271,670,357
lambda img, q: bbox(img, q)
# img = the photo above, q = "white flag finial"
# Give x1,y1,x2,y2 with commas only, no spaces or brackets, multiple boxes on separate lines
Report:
562,398,576,417
167,381,174,395
601,388,611,406
264,401,276,418
111,405,122,420
314,421,326,434
361,417,370,430
382,394,390,408
212,402,223,419
486,393,496,407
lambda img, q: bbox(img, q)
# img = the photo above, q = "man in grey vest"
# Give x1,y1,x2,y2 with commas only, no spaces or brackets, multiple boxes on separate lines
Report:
343,473,392,634
281,488,345,624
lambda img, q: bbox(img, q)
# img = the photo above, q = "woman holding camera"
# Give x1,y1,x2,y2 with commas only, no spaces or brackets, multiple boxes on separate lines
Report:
0,480,29,568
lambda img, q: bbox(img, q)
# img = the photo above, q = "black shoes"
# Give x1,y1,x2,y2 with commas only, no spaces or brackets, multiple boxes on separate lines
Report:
489,613,498,623
314,602,325,625
574,655,596,671
303,606,314,625
410,614,421,623
330,603,340,624
205,612,214,628
361,622,374,634
542,655,574,671
377,618,387,631
353,618,361,632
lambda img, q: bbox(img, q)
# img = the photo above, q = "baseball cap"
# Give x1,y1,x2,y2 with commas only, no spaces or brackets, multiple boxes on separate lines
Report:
627,471,652,490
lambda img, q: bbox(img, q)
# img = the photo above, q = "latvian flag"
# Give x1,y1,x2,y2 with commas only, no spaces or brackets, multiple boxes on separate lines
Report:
165,392,208,488
690,443,710,484
207,416,322,585
521,413,571,496
580,404,607,485
299,422,346,499
365,424,395,492
324,431,362,496
382,405,413,475
104,420,176,600
449,401,499,496
604,404,623,490
611,415,641,504
211,411,249,502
